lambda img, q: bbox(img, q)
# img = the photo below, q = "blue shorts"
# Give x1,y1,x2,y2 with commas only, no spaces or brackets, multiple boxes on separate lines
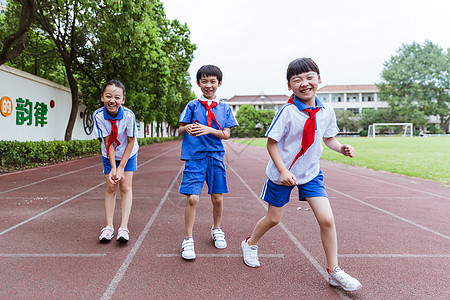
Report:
260,170,328,207
179,156,229,195
102,153,138,174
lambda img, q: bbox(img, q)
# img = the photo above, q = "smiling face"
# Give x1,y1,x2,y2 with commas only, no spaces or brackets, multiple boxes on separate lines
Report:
287,71,322,107
197,75,222,100
101,84,125,117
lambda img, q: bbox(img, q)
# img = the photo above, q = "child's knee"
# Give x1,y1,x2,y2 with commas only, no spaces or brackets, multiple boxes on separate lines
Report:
105,183,117,195
119,181,132,194
187,195,200,207
211,194,223,206
266,214,281,226
318,215,335,230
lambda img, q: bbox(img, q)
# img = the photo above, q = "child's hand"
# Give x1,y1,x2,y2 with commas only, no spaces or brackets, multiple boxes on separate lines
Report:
280,170,298,186
115,167,125,182
108,168,119,185
190,121,211,136
341,144,355,158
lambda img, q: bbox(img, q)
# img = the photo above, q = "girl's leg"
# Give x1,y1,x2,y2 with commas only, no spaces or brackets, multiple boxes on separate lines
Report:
104,175,118,228
306,196,338,270
118,172,134,229
211,193,223,229
247,204,284,245
185,194,199,238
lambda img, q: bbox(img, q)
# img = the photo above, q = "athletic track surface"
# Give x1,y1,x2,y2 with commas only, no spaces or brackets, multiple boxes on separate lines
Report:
0,140,449,299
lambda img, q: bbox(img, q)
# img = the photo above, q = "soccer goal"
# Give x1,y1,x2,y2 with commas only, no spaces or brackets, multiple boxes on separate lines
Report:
367,123,413,137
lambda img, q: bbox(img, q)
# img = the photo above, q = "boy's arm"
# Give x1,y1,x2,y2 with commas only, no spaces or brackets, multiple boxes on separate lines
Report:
186,121,231,140
178,122,189,136
267,138,298,186
323,136,355,157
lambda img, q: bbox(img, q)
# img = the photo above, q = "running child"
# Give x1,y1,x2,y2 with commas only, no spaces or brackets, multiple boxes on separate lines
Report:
93,79,139,244
178,65,238,260
241,58,362,291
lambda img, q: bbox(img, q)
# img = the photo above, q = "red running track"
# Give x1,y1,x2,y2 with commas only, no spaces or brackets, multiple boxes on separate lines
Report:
0,140,449,299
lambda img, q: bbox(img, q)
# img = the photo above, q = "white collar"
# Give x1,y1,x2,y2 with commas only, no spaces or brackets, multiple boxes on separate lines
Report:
200,94,220,105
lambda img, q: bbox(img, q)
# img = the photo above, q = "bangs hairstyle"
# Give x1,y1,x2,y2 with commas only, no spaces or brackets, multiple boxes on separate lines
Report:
102,79,126,96
286,58,320,81
196,65,223,82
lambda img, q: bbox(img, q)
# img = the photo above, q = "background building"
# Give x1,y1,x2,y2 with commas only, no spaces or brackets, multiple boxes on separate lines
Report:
0,0,6,13
226,85,387,115
316,84,387,114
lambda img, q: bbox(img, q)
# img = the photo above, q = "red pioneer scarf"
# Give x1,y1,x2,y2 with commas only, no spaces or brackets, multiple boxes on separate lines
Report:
288,96,321,170
107,119,121,157
198,99,225,134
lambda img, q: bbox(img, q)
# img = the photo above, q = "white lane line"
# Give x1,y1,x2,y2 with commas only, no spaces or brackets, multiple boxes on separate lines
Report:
101,166,183,300
227,165,348,300
325,165,449,200
0,164,99,195
0,145,181,236
156,253,284,258
364,196,424,199
226,142,449,199
328,187,450,240
339,254,450,258
0,144,180,195
0,253,106,257
0,182,104,236
137,145,181,168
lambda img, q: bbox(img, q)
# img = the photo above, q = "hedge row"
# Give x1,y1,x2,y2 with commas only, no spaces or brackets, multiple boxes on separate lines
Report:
0,136,181,170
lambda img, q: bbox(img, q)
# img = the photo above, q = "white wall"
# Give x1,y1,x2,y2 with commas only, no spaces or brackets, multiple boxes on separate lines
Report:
0,65,95,141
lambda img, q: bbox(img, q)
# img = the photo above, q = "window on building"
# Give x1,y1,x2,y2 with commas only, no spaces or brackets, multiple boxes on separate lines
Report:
362,93,375,102
331,94,344,103
318,95,329,103
347,93,358,102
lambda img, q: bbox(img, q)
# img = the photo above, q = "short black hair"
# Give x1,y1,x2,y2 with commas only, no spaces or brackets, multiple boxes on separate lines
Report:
286,58,320,81
102,79,125,96
196,65,223,82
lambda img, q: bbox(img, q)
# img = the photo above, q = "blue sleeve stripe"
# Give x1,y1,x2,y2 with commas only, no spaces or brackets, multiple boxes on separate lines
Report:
266,104,291,136
260,178,269,199
93,109,104,138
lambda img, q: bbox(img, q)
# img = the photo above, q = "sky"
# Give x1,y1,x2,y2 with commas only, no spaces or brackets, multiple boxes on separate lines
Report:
161,0,450,99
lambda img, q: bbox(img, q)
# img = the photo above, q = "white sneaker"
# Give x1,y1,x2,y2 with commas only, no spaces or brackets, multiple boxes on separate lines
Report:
99,226,114,242
117,227,129,243
328,266,362,291
181,238,195,260
211,227,227,249
241,237,260,268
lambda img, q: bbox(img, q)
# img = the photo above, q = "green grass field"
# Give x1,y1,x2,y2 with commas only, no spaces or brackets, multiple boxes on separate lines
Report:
231,137,450,185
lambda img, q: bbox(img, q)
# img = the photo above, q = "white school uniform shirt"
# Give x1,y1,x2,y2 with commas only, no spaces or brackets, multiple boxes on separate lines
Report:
265,97,339,185
93,106,139,161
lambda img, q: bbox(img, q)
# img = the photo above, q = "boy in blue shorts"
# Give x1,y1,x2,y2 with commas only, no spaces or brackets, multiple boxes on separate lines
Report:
178,65,238,260
241,58,362,291
93,80,139,244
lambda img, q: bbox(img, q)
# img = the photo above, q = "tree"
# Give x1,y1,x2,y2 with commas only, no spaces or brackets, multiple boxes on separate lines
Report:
378,41,450,132
235,105,258,137
3,0,196,140
335,110,360,133
0,0,35,65
235,106,275,137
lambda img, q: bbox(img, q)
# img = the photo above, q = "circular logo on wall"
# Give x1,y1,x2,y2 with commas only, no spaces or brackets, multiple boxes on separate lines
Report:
0,96,13,117
82,107,94,135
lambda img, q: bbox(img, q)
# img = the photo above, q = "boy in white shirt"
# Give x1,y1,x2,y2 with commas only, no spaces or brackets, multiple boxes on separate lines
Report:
241,58,362,292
